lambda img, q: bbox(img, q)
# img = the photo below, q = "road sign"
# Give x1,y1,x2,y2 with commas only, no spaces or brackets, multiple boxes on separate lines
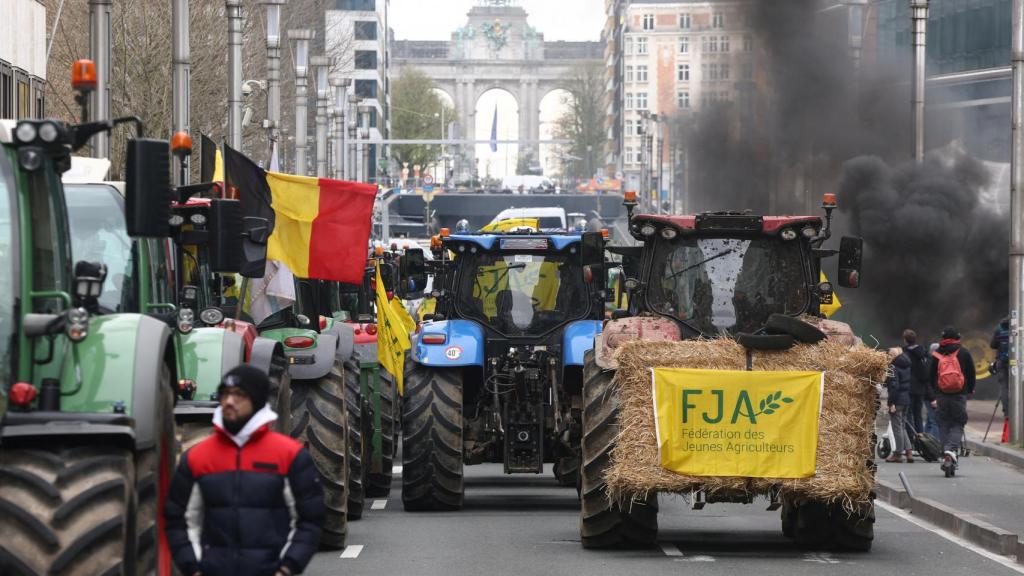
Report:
423,174,435,185
424,184,434,193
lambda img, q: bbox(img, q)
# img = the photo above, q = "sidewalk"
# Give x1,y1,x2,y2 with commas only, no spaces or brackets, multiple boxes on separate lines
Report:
873,399,1024,560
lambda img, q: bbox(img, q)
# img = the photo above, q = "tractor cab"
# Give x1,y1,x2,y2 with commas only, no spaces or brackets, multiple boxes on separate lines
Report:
617,195,862,340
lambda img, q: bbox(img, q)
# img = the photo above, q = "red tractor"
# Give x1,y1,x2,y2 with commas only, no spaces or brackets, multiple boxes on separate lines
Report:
581,193,870,550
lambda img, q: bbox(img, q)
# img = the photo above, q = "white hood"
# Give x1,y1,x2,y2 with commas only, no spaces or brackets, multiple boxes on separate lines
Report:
212,404,278,447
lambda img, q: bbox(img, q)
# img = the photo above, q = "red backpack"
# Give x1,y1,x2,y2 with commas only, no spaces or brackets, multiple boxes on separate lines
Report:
932,350,965,394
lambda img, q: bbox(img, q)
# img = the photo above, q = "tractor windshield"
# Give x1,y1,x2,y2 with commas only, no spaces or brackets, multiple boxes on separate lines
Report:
64,184,134,312
648,236,809,335
455,250,586,337
0,151,16,385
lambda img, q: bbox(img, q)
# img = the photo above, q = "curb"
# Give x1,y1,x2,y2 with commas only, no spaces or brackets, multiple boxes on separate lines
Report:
966,438,1024,470
875,478,1021,559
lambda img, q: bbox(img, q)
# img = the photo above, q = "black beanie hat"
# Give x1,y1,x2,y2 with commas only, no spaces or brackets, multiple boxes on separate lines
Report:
941,326,961,340
218,364,270,411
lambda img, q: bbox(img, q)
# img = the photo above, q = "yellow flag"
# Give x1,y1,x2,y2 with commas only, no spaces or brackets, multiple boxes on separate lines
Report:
820,271,841,318
652,368,823,478
391,296,416,335
212,149,224,183
480,217,540,233
376,261,411,395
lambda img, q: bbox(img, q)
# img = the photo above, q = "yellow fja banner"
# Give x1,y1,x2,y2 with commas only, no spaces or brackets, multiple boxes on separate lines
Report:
375,262,411,395
652,368,824,478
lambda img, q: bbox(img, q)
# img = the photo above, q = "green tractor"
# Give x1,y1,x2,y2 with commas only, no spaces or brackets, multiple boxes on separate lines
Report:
0,96,179,573
60,168,291,456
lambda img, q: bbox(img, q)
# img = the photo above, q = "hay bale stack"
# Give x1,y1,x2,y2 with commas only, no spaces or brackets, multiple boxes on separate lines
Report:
606,338,888,509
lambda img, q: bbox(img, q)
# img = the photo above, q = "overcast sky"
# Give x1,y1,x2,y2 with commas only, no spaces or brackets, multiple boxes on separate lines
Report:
389,0,606,42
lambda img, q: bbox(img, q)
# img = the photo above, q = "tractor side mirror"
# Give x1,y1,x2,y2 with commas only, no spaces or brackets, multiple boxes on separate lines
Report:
209,199,243,273
239,216,270,278
837,236,863,289
125,138,172,238
400,248,428,298
581,231,606,294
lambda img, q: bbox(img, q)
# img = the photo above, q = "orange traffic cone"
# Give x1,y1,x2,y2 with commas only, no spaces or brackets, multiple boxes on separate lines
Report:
1002,418,1010,443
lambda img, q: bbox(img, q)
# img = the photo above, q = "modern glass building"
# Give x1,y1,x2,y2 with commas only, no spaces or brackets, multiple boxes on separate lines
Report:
873,0,1012,161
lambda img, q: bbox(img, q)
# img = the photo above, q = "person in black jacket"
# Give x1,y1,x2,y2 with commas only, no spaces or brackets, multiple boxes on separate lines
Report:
885,349,915,463
165,365,325,576
902,329,932,437
929,326,976,475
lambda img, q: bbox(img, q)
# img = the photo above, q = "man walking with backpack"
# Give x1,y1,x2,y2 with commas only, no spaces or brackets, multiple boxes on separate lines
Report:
930,326,976,477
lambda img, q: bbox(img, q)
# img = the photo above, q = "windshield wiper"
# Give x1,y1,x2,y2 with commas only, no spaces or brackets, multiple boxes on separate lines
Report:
667,248,736,280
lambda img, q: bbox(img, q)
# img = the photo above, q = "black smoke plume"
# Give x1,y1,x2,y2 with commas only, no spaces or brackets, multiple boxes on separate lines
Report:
679,0,1008,341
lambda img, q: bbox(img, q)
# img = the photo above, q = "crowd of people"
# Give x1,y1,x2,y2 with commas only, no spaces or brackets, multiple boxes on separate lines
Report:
885,325,981,476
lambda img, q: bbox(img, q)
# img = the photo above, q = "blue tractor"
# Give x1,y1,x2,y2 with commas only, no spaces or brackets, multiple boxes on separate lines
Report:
398,230,607,510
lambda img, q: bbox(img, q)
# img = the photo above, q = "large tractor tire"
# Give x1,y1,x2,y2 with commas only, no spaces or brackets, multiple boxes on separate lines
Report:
136,367,178,576
291,364,350,549
0,444,137,575
790,500,874,551
365,369,397,498
580,350,658,549
176,422,211,456
402,363,464,511
343,357,365,520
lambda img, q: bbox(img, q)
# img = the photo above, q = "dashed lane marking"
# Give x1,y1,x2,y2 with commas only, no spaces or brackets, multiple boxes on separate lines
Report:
339,545,364,559
876,500,1024,575
393,465,403,475
803,552,839,564
371,499,388,510
659,543,683,557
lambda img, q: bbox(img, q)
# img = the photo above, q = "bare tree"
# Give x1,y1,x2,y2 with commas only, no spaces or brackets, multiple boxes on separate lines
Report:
553,62,605,182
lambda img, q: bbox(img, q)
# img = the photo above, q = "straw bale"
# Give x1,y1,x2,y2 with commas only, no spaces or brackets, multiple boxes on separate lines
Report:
605,338,888,509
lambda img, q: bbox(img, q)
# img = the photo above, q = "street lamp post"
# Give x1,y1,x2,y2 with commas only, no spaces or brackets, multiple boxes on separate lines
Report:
358,103,371,183
226,0,244,151
348,94,362,180
330,76,351,179
1009,0,1024,445
289,29,314,176
171,0,190,182
911,0,929,163
262,0,286,164
311,55,331,177
88,0,111,159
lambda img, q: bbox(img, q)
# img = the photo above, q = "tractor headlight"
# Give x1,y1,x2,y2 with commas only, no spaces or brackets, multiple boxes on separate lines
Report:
38,122,59,143
660,227,678,240
781,228,798,241
66,307,89,342
200,307,225,326
169,214,185,227
17,147,43,171
15,122,37,143
801,226,817,239
178,308,195,333
640,224,657,237
190,213,207,226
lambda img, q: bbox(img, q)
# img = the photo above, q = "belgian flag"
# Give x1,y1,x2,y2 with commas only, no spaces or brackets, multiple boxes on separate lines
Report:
224,144,377,283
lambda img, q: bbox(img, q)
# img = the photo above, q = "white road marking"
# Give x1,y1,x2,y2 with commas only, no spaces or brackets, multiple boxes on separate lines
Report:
371,499,388,510
684,555,715,562
339,545,364,559
803,552,839,564
876,500,1024,574
659,542,684,557
393,465,403,475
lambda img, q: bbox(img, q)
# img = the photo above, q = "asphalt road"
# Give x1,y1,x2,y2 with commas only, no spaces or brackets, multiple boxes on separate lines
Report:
304,463,1024,576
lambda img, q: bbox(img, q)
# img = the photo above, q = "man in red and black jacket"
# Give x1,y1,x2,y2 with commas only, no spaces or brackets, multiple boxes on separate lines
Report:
165,365,325,576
